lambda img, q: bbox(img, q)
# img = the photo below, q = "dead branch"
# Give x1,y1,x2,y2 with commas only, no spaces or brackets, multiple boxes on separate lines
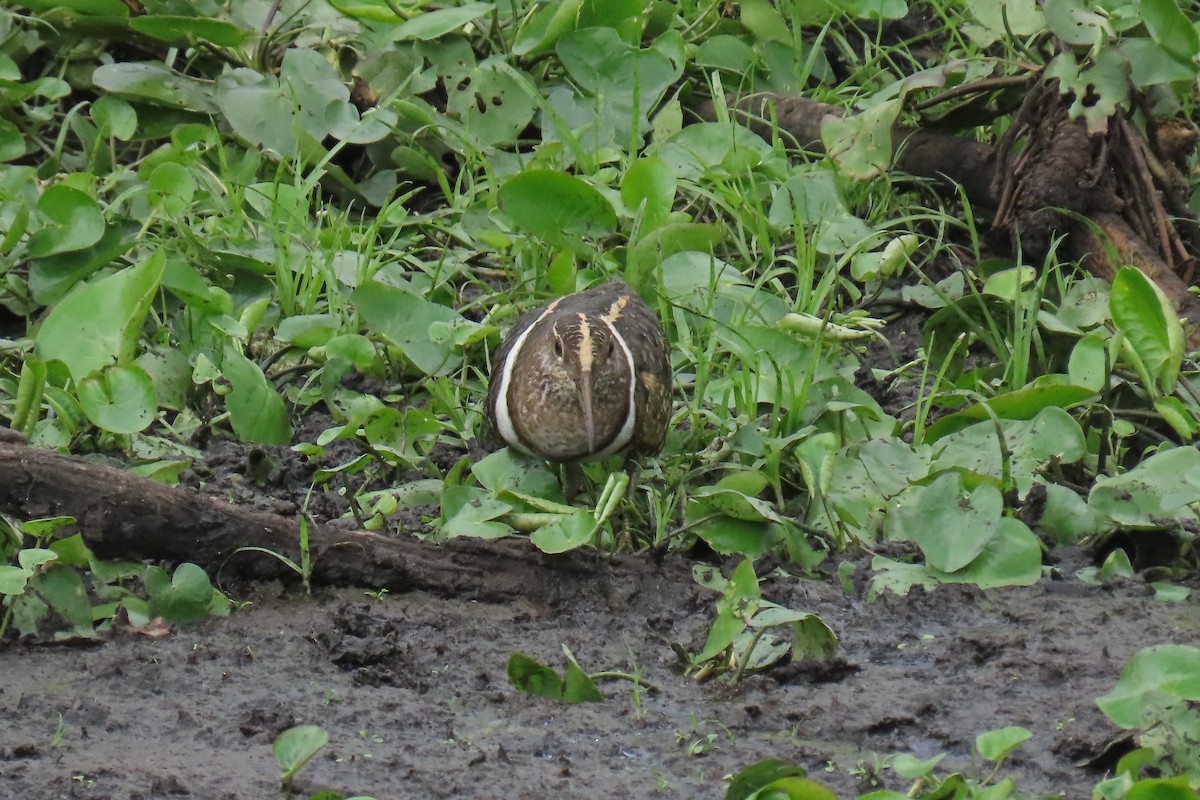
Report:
0,436,683,607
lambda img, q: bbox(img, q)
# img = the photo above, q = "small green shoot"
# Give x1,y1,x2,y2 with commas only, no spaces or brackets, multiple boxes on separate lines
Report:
273,724,329,792
507,645,605,704
725,759,837,800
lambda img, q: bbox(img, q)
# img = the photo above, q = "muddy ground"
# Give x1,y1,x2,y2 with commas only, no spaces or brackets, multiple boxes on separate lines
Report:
1,537,1194,799
1,316,1194,799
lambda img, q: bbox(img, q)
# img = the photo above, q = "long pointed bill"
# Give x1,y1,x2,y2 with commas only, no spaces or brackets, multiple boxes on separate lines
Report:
581,367,595,453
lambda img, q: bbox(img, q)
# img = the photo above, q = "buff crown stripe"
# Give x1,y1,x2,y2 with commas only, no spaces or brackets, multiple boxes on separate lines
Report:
576,313,593,374
603,295,628,324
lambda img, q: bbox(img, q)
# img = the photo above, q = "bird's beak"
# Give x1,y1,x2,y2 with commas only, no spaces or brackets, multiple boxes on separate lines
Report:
580,367,595,453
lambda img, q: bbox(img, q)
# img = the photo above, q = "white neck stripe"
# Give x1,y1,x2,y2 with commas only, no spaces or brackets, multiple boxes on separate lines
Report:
592,316,637,458
493,300,561,454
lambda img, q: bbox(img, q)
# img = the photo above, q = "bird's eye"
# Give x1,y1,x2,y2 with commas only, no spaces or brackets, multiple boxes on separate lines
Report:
553,337,564,358
606,338,615,356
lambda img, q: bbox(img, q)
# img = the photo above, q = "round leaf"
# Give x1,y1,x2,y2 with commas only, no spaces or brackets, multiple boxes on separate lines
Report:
1096,644,1200,728
28,185,105,258
77,364,157,434
498,170,617,250
273,725,330,781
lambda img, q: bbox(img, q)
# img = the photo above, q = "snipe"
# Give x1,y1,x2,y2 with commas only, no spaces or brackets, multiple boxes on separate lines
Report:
483,278,672,493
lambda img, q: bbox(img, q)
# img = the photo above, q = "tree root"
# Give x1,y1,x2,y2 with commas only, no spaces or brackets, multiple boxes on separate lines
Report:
697,92,1200,346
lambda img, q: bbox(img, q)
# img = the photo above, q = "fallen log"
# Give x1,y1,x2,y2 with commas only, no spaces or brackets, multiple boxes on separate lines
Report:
0,432,683,606
698,93,1200,346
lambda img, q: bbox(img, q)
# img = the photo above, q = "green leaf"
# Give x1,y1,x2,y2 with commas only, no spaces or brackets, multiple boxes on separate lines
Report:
0,564,31,595
822,99,900,180
393,3,495,40
693,486,784,523
0,117,24,162
1099,548,1134,579
361,407,442,465
1121,37,1199,88
48,532,91,568
445,57,537,149
18,548,58,571
221,346,293,446
280,48,362,143
1037,483,1106,544
91,96,137,140
1067,332,1108,392
471,449,561,498
561,645,605,703
689,514,778,557
626,223,723,296
77,364,157,434
751,777,838,800
1088,446,1200,527
31,564,93,636
1153,396,1198,440
129,15,250,47
555,27,683,148
507,647,604,703
891,753,946,779
147,161,195,215
507,652,565,699
145,563,222,624
1150,582,1190,602
327,0,404,20
352,281,467,376
29,219,137,306
653,121,773,180
35,251,166,380
696,35,759,74
1111,266,1182,395
92,62,219,114
976,726,1032,762
512,0,583,56
932,407,1088,498
925,384,1096,441
621,156,675,235
696,558,760,661
962,0,1045,46
982,266,1036,301
277,314,340,347
726,760,808,800
887,473,1003,572
215,69,295,155
498,171,617,253
934,518,1042,589
529,509,597,554
1043,0,1110,46
1127,777,1199,800
439,486,514,540
767,169,874,254
1138,0,1200,62
752,605,839,661
1096,644,1200,728
273,725,329,782
28,185,105,258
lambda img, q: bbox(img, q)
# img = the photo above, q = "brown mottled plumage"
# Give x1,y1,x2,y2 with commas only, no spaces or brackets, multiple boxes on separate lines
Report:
483,278,672,467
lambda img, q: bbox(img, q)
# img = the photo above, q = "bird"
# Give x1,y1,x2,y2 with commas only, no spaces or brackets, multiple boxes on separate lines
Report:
483,277,672,495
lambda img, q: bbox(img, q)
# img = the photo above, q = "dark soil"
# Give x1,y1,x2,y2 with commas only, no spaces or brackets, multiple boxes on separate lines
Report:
1,541,1193,799
1,288,1193,800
